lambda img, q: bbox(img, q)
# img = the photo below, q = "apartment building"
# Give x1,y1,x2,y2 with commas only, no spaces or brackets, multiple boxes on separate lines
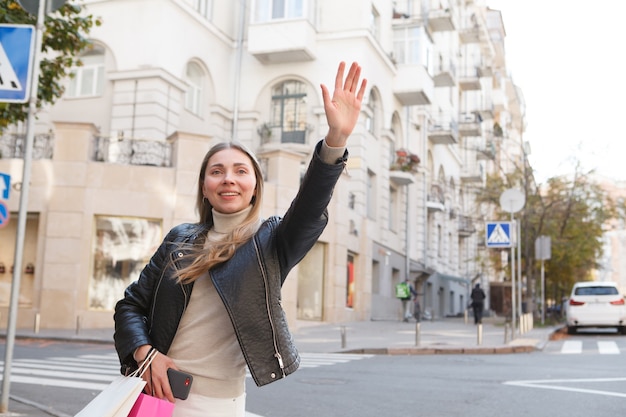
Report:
0,0,524,330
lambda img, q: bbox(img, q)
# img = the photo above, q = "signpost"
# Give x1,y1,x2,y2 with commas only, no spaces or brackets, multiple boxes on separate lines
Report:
498,188,525,337
0,0,66,412
535,235,552,325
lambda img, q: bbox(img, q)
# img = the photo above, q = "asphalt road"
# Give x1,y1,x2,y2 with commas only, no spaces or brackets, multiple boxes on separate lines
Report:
1,331,625,417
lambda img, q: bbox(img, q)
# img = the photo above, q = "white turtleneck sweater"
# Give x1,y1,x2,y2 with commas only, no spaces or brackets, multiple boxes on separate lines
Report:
166,140,345,398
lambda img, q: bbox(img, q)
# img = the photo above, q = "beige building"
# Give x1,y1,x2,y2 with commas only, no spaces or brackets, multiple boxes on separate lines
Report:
0,0,525,330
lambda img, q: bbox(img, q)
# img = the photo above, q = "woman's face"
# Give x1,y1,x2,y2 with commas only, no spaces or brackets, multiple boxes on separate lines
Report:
203,148,257,214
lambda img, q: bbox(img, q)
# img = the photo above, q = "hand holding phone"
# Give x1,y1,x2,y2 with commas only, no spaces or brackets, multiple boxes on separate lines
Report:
167,368,193,400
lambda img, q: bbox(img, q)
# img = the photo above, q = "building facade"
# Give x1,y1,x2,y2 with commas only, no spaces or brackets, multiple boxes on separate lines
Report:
0,0,525,330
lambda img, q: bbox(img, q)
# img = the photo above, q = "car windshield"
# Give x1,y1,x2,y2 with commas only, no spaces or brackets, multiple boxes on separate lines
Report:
574,286,619,296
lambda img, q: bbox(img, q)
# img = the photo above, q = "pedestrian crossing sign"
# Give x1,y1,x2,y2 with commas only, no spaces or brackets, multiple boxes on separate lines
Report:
0,24,35,103
486,221,513,248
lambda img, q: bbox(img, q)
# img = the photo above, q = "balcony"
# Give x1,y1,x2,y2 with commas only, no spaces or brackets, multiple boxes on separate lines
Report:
394,64,435,106
458,215,476,237
458,67,481,91
389,149,420,185
94,136,172,167
433,61,456,87
248,19,316,64
428,118,458,145
459,26,481,44
257,123,313,146
458,112,482,137
0,133,54,160
476,140,496,160
427,8,456,32
460,162,484,183
427,184,445,212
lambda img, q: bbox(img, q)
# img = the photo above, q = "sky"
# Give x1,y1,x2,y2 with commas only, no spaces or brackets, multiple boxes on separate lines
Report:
485,0,626,184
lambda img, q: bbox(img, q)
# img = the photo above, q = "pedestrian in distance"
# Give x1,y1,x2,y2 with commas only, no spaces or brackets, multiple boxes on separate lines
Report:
396,279,417,322
113,61,367,417
470,283,486,325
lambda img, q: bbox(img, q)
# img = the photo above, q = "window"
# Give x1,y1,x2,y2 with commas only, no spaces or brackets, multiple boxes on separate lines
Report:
346,253,355,308
67,46,105,98
185,62,204,116
393,25,432,71
254,0,304,22
364,90,380,135
270,80,308,143
370,6,380,40
389,187,398,231
183,0,212,19
367,170,377,219
90,216,162,310
296,242,325,320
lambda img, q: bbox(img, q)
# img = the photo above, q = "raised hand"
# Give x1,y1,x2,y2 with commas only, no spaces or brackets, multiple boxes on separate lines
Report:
320,61,367,147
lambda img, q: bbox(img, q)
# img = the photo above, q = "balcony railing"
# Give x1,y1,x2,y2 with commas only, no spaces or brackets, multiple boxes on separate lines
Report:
93,136,172,167
458,215,476,237
0,133,54,160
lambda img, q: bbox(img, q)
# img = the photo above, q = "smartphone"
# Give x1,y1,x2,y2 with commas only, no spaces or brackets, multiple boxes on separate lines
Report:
167,368,193,400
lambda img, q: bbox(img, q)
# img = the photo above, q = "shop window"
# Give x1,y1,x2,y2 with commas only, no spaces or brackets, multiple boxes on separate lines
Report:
90,216,162,310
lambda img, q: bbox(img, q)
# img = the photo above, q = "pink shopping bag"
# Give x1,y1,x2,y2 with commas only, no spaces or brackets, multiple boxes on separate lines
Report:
128,393,175,417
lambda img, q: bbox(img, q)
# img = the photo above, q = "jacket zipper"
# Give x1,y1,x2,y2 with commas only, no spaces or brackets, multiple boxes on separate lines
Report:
253,237,285,377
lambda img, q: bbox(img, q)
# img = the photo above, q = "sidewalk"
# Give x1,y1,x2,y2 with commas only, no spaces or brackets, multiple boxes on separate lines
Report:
0,317,559,416
291,316,557,355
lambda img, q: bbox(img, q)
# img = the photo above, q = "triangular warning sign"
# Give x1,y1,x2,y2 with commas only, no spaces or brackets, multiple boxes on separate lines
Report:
0,42,22,91
487,224,510,244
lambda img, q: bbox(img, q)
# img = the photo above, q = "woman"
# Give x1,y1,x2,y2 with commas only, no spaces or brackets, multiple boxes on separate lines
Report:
113,61,366,416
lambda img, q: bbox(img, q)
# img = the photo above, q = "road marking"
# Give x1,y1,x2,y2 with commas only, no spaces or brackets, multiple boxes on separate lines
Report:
597,341,620,354
504,377,626,398
560,340,582,354
1,352,374,392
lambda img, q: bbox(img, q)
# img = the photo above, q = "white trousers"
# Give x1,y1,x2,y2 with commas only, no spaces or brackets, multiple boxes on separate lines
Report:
173,392,246,417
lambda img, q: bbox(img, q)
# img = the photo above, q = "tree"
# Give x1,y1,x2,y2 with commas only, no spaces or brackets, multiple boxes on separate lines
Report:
0,0,100,131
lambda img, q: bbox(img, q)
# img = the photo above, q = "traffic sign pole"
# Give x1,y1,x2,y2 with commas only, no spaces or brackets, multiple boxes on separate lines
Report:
0,0,46,412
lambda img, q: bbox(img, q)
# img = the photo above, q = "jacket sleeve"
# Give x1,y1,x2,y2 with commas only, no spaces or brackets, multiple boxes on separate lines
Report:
275,140,347,281
113,227,178,371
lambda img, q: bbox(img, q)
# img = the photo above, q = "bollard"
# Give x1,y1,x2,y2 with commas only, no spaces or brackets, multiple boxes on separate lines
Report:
477,323,483,345
340,325,346,348
34,313,40,334
504,322,509,344
76,315,81,335
464,309,468,325
415,322,421,347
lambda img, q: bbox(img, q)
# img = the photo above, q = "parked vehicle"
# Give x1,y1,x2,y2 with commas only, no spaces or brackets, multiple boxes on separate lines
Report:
565,281,626,334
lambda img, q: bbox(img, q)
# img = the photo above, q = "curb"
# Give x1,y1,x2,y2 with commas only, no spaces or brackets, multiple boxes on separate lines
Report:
344,345,536,355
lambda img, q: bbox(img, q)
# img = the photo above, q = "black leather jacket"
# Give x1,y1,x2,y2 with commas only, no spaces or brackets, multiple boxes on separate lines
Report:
114,141,347,387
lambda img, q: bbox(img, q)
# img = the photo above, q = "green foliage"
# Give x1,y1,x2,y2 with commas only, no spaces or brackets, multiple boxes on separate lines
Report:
0,0,100,131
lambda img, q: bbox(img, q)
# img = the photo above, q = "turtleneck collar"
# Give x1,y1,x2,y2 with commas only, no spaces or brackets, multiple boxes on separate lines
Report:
211,205,254,235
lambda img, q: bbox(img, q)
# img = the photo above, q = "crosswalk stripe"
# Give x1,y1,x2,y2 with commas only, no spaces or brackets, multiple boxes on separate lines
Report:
561,340,582,354
597,341,620,354
557,340,624,354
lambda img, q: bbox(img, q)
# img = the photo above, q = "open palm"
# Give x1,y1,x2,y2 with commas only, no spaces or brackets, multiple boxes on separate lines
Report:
320,61,367,147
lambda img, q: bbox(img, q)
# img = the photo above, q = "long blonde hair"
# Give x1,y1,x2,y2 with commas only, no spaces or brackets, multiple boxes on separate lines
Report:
176,141,264,284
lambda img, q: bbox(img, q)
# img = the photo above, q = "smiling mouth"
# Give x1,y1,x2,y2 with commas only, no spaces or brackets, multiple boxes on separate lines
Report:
219,192,239,196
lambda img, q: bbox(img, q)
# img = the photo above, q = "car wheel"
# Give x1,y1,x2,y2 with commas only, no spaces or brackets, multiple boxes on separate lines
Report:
567,326,577,335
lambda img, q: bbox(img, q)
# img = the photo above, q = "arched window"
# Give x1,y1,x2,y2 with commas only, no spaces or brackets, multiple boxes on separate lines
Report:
67,45,105,98
271,80,308,144
185,62,204,116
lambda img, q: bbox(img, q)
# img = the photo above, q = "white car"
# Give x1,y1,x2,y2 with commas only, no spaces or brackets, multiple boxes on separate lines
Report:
565,281,626,334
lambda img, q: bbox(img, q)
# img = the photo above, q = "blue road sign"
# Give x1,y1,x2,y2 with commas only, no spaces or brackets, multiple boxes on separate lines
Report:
0,201,9,228
0,173,10,200
0,24,35,103
486,221,512,248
